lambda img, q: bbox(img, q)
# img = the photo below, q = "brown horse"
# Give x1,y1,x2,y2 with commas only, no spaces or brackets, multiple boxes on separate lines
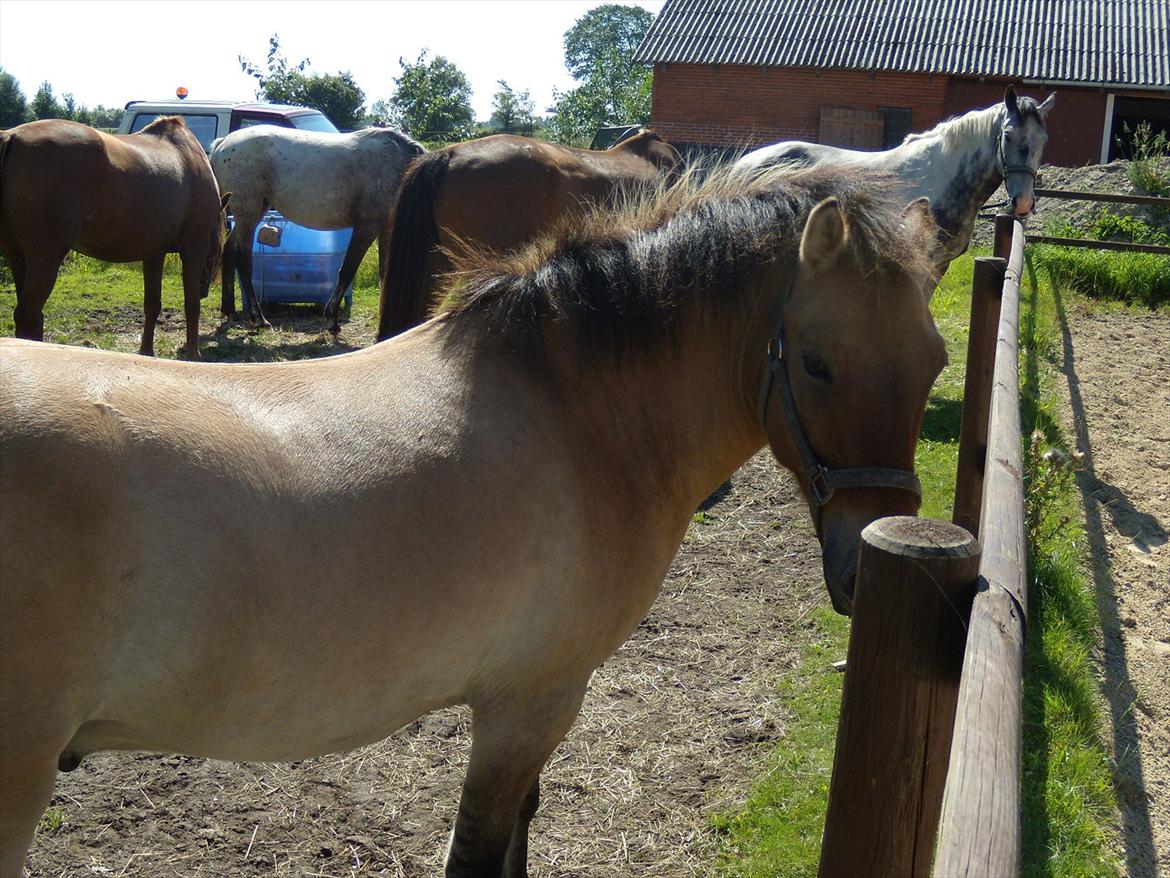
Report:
1,164,943,877
376,128,682,339
0,117,227,359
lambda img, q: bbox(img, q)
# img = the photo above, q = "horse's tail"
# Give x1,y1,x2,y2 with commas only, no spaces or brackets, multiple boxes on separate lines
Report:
377,149,452,341
0,130,11,210
205,191,230,294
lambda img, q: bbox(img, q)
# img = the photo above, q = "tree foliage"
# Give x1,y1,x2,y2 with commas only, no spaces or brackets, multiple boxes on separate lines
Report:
0,69,122,130
491,81,536,134
549,5,654,145
387,50,474,142
563,4,653,80
31,81,64,121
0,68,28,128
239,34,367,130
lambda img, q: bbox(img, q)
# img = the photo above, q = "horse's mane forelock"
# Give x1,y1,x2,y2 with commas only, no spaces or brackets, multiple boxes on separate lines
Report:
439,162,935,356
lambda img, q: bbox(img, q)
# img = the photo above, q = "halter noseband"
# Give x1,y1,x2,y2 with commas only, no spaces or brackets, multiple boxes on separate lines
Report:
756,269,923,524
997,135,1038,181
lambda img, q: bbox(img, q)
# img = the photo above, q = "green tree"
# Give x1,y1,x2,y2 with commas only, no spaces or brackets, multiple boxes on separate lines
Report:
0,68,29,127
31,80,64,120
550,6,655,145
239,35,366,130
388,50,474,142
563,4,653,80
491,80,535,134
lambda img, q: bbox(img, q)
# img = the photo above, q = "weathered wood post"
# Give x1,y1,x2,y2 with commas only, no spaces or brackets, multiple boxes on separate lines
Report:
818,517,981,878
952,255,1006,536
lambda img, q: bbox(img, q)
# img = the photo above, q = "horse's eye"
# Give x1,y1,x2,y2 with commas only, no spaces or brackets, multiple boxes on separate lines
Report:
802,353,833,384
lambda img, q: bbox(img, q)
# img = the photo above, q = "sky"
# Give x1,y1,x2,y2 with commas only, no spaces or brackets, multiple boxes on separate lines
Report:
0,0,664,122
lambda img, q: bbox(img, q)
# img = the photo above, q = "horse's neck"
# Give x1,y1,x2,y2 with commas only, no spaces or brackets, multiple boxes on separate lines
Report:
536,305,766,515
891,107,1004,257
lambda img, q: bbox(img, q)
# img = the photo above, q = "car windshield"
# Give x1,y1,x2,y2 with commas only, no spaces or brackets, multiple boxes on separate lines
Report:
130,112,219,151
290,113,339,133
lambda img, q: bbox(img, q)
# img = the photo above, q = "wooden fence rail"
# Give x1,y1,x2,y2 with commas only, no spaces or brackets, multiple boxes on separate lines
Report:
934,216,1029,875
818,215,1028,877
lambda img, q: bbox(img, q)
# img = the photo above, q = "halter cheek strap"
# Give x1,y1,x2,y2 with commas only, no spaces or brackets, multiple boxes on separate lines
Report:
756,271,923,523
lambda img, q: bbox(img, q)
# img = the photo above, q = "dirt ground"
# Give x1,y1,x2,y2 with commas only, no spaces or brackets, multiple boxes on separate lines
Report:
1052,305,1170,877
22,452,829,877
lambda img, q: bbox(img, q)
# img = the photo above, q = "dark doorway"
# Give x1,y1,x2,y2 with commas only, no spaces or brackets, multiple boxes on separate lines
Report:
1109,95,1170,161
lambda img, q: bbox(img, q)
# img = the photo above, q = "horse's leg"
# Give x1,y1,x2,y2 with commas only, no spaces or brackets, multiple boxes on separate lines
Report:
0,757,57,878
12,255,64,342
139,254,164,357
502,779,541,878
322,226,377,334
179,249,204,361
446,683,587,878
232,231,267,327
219,234,236,316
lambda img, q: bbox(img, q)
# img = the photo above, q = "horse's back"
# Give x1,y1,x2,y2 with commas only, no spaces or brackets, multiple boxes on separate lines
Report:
211,126,407,227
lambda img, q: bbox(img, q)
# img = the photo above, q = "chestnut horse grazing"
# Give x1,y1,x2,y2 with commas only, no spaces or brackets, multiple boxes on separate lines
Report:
211,125,426,331
376,128,682,339
0,164,944,878
0,117,227,359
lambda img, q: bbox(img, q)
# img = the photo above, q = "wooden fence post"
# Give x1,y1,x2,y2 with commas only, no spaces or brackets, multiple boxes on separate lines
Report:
818,517,981,878
952,256,1006,537
993,212,1016,260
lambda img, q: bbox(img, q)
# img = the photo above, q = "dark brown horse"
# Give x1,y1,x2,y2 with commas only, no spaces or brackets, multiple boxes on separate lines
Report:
376,129,682,339
0,117,227,359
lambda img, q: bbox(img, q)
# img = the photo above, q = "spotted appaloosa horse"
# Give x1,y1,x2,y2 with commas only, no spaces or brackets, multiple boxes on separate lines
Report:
376,128,682,339
737,86,1055,275
0,117,227,359
1,163,943,877
211,125,425,331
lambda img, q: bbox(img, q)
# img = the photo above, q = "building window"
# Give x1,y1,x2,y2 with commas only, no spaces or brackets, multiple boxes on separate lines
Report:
880,107,912,148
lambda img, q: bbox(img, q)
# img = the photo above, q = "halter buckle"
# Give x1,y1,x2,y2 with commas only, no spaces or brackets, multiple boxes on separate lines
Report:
809,465,834,506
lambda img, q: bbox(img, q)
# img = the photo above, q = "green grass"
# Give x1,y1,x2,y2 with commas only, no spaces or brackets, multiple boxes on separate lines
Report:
0,248,385,361
715,251,1124,877
1031,245,1170,309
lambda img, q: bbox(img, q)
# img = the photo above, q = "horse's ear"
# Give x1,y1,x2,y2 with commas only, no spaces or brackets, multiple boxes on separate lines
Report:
1038,93,1056,117
1004,85,1019,114
903,197,934,238
800,197,848,275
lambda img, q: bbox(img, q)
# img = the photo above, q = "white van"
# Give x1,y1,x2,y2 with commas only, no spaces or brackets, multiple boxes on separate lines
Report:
117,98,337,154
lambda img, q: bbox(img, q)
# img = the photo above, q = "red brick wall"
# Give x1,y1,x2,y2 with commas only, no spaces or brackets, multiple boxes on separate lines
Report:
943,78,1105,167
649,64,1157,166
648,64,948,151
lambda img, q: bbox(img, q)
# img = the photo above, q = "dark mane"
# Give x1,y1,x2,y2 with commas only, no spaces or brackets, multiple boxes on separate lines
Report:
438,163,935,355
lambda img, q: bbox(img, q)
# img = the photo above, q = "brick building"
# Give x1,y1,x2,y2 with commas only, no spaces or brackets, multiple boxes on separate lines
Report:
635,0,1170,167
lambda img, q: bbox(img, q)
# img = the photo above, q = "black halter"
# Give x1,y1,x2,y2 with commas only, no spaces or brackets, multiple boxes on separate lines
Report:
756,269,923,524
997,135,1038,181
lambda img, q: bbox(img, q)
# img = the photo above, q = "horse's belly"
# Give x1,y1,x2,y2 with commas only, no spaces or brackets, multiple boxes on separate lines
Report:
71,670,462,765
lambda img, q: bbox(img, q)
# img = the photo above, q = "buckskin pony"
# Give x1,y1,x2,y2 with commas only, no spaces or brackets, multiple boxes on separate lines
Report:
0,163,944,878
737,86,1055,275
376,128,682,339
210,125,426,331
0,117,227,359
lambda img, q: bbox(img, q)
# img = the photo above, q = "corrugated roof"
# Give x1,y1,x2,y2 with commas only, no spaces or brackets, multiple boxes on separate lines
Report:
634,0,1170,88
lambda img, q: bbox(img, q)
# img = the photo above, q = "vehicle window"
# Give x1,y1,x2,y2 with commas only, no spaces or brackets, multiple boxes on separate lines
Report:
130,113,219,151
291,113,339,133
235,114,294,130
